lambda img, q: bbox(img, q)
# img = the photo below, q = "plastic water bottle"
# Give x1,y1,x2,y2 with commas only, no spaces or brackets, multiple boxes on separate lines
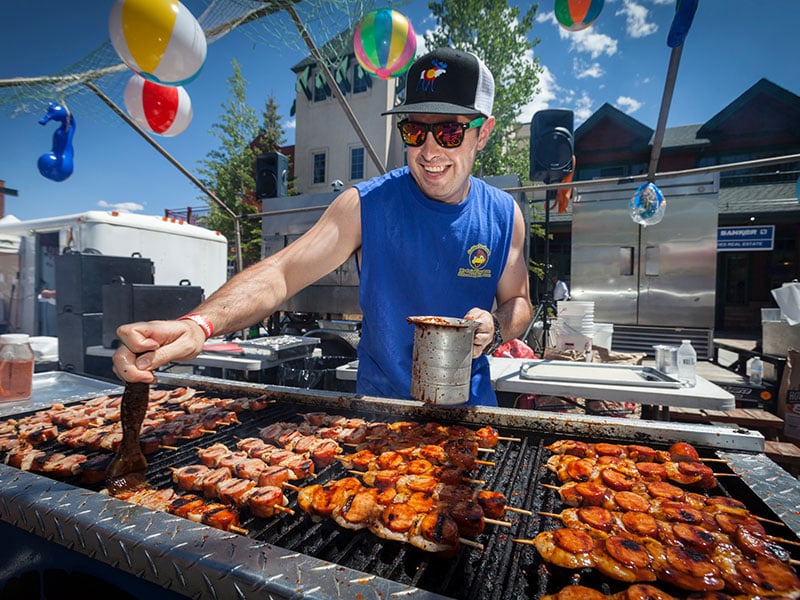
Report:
749,356,763,386
677,339,697,387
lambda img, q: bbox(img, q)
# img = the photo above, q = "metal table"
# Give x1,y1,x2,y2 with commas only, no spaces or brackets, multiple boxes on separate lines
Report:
490,357,735,412
336,357,735,415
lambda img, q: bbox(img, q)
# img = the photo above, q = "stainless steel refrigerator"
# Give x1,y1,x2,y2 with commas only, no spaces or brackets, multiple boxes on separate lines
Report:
570,173,719,358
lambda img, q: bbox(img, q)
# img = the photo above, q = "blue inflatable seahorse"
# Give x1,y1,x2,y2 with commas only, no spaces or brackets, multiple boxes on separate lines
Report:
38,102,76,182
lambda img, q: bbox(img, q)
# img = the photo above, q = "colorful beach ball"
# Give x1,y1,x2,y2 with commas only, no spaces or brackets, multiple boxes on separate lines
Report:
124,74,192,136
555,0,605,32
354,9,416,80
109,0,207,86
630,182,666,227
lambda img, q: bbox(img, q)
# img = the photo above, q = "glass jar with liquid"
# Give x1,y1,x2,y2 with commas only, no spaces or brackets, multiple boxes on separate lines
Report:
0,333,35,402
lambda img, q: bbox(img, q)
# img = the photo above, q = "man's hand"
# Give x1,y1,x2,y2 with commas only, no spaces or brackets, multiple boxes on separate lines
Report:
112,320,207,383
464,308,496,358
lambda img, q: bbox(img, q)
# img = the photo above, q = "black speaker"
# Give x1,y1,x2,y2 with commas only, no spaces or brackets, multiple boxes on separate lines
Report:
530,109,574,183
256,152,288,199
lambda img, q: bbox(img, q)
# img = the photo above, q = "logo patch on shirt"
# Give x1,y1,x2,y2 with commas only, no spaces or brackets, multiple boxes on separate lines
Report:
458,244,492,278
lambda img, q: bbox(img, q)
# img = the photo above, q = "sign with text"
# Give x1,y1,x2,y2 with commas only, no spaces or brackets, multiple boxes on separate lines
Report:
717,225,774,251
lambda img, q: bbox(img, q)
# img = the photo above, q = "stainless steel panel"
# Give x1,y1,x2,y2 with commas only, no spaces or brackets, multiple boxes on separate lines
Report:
572,174,719,329
638,185,718,327
571,197,639,325
0,372,124,418
262,192,362,314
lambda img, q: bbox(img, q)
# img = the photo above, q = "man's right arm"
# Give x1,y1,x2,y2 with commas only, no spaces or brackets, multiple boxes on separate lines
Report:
112,187,363,382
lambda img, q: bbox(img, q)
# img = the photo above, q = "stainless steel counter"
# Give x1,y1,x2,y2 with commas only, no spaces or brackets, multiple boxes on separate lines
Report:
336,357,735,411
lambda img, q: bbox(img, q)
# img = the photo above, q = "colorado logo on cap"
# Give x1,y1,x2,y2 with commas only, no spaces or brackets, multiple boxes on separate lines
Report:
417,59,447,92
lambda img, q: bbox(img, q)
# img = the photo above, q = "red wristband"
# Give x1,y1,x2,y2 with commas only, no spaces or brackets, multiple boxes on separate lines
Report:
179,313,214,340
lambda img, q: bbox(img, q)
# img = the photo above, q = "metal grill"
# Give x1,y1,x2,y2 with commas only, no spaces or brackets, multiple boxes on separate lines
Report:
1,372,799,599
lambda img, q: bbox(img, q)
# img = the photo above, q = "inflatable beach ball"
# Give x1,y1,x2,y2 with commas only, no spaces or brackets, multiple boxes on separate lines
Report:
109,0,207,86
354,9,416,80
555,0,605,32
124,74,192,136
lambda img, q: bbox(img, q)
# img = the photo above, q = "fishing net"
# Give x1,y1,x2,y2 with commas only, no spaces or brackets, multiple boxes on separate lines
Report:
0,0,406,126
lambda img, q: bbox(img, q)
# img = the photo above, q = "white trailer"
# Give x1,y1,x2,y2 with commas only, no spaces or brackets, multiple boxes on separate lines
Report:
0,210,228,336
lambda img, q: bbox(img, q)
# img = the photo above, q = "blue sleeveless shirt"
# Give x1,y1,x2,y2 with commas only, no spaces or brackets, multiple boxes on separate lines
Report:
355,167,515,406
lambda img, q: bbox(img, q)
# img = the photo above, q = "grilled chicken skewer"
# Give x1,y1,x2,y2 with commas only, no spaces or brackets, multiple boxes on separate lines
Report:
289,478,482,556
105,381,150,494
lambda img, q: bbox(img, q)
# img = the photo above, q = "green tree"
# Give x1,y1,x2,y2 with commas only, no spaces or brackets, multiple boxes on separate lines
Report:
424,0,541,181
254,94,296,194
197,59,262,268
254,94,286,155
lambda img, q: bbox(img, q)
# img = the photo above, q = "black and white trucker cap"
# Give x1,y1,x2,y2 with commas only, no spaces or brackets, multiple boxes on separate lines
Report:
382,48,495,118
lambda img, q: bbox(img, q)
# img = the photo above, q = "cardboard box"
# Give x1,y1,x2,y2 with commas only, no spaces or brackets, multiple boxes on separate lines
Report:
778,348,800,443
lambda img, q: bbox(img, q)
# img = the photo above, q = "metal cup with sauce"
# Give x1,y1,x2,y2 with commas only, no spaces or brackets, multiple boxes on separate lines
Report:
407,316,478,406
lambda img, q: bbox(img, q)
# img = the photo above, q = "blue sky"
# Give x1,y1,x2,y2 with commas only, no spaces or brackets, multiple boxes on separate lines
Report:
1,0,798,222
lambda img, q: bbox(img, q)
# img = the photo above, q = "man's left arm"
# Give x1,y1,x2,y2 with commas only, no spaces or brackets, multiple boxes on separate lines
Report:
466,201,533,356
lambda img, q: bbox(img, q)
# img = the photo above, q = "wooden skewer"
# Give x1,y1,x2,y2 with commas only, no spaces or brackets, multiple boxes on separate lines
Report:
477,447,495,454
791,559,800,568
538,511,562,519
542,483,559,491
463,477,486,486
768,534,800,548
230,525,249,535
283,482,302,492
505,506,533,516
701,458,728,463
484,517,511,528
498,436,521,442
459,537,484,551
160,445,179,451
752,515,785,526
511,538,536,546
475,459,495,467
274,504,295,516
201,429,217,435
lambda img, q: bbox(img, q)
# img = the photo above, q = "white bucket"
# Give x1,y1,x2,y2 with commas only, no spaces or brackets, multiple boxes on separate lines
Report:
554,318,592,352
556,301,595,352
592,323,614,350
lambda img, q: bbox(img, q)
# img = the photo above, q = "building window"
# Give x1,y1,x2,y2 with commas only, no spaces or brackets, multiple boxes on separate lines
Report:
350,147,365,180
353,64,370,94
313,152,326,184
312,70,329,102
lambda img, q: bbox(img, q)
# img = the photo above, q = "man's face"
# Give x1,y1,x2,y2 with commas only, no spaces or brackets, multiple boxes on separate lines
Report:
405,113,494,205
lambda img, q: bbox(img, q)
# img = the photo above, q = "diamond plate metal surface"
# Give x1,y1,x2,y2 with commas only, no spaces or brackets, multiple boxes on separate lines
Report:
0,464,449,600
719,450,800,535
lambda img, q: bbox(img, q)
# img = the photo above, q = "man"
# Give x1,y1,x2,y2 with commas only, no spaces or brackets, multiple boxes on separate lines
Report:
550,269,570,302
112,47,532,406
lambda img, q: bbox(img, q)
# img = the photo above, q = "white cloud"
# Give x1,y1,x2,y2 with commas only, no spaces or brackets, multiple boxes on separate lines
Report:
97,200,145,213
616,0,658,38
538,10,618,59
573,92,595,125
615,95,643,114
573,58,604,79
518,64,559,124
286,118,296,130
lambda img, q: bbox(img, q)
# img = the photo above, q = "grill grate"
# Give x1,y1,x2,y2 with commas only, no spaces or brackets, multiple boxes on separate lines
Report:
2,382,800,599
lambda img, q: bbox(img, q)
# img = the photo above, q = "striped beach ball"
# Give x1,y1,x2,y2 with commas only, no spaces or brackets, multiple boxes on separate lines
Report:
354,9,416,80
109,0,207,86
124,73,193,136
555,0,605,32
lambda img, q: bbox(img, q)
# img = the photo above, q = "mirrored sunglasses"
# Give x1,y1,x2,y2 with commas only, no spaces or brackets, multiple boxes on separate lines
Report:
397,117,486,148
